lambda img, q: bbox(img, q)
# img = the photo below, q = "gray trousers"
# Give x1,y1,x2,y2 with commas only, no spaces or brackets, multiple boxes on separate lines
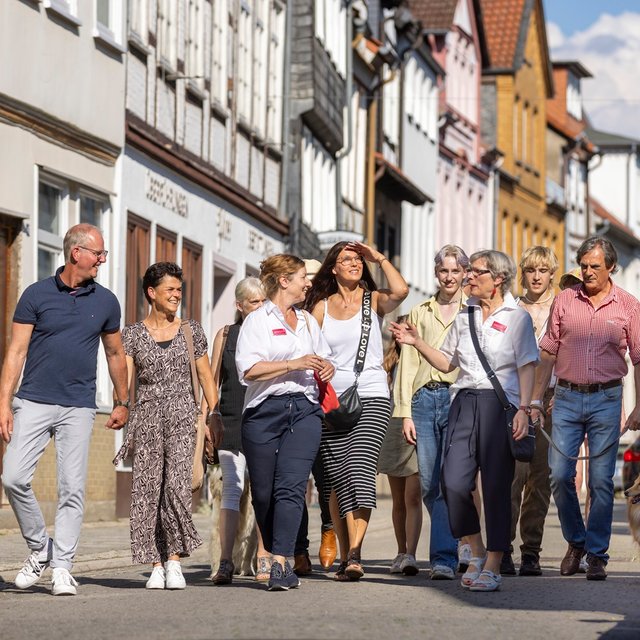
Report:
2,398,95,570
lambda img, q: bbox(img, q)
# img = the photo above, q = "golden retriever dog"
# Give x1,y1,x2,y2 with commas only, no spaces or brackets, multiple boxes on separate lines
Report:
624,473,640,551
207,465,258,577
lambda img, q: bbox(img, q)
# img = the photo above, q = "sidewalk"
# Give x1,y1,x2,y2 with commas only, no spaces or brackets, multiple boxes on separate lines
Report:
1,495,638,582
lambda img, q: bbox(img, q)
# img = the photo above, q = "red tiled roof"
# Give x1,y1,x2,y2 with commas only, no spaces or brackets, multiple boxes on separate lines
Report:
480,0,526,69
410,0,459,30
547,67,595,149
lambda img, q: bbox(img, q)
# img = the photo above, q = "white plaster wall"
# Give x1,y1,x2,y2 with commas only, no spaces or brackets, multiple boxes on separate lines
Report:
119,147,285,340
401,53,438,201
590,154,630,221
0,1,125,147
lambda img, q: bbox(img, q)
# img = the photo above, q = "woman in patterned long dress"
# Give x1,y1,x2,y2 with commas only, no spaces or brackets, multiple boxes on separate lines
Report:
116,262,221,590
303,241,408,582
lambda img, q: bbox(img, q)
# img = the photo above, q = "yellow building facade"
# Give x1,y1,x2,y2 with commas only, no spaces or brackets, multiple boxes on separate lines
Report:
481,0,563,275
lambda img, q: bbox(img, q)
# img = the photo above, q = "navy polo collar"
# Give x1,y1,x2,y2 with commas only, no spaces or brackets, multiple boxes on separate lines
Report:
54,266,96,295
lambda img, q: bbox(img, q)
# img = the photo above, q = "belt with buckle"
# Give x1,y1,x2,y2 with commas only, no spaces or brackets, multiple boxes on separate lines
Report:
423,381,450,390
557,378,621,394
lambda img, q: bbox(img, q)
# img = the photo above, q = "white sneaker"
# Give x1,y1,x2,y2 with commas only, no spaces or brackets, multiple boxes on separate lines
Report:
15,539,53,589
458,543,472,572
389,553,405,574
578,556,588,574
400,554,419,576
51,568,78,596
146,566,166,589
165,560,186,590
430,564,455,580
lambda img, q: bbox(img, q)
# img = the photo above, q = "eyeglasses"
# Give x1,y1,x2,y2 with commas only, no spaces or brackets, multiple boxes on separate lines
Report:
77,246,109,259
466,268,491,277
336,255,364,266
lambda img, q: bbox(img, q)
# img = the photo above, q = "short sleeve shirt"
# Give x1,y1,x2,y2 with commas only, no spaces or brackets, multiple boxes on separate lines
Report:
14,267,121,408
235,300,332,409
539,282,640,383
440,293,539,405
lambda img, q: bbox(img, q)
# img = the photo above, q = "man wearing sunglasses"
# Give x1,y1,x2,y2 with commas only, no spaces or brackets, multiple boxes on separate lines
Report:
0,223,129,596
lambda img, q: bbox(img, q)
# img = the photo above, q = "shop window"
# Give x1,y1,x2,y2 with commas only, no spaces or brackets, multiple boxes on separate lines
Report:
182,239,203,321
126,214,151,324
156,226,177,262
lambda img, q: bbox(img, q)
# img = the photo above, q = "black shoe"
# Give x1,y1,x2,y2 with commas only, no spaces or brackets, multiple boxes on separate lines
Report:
267,561,301,591
519,554,542,576
500,553,517,576
585,555,607,581
283,560,301,589
212,559,235,585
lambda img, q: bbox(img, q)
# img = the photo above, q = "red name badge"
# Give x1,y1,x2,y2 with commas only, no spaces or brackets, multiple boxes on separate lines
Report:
491,321,507,333
272,328,287,336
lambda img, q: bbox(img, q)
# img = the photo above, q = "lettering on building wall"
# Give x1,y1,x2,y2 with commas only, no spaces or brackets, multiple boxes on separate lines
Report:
217,209,232,243
248,229,275,257
145,171,189,217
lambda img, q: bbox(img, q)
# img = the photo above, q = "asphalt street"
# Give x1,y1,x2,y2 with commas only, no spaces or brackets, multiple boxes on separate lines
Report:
1,497,639,640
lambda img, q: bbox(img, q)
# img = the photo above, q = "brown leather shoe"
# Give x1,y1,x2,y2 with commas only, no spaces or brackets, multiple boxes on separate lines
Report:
586,555,607,581
319,529,337,569
560,544,585,576
293,551,313,576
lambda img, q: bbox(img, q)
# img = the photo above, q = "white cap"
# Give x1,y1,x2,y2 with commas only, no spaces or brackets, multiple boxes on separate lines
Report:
303,258,322,280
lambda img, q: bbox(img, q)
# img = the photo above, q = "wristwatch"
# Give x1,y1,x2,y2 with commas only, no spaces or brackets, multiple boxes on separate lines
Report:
114,399,130,409
519,405,532,416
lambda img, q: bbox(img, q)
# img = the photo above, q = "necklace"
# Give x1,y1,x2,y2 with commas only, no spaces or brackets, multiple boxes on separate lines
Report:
437,293,461,305
522,290,553,305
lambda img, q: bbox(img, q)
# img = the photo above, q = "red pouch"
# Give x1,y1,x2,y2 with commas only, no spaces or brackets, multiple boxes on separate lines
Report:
314,372,340,413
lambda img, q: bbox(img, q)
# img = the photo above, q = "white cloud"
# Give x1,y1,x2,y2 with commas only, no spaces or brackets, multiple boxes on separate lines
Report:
548,12,640,140
545,22,565,50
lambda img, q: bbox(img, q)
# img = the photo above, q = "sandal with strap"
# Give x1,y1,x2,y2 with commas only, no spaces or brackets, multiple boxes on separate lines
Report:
255,556,272,582
460,556,486,588
345,554,364,581
469,569,502,592
333,560,350,582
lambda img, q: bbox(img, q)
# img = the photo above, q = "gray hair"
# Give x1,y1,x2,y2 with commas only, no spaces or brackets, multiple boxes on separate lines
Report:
470,249,516,296
434,244,469,271
576,236,618,274
235,276,265,303
63,223,102,261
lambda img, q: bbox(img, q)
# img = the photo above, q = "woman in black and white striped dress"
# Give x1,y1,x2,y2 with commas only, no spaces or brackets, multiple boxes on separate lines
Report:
304,241,408,581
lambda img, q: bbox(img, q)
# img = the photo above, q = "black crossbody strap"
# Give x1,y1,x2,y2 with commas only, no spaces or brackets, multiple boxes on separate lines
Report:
467,306,510,410
353,291,373,380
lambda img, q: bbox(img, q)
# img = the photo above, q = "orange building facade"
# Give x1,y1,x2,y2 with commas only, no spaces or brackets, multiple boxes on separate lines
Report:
480,0,562,273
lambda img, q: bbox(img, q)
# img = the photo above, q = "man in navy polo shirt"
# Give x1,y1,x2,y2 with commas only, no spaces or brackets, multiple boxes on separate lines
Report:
0,223,129,596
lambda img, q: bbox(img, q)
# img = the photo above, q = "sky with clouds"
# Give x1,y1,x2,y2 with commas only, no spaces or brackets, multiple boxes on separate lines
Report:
543,0,640,139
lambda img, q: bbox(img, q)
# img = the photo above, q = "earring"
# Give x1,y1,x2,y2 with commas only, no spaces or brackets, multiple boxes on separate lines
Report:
491,286,497,298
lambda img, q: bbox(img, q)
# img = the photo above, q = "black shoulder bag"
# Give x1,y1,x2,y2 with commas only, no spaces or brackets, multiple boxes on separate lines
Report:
467,306,535,462
324,291,373,433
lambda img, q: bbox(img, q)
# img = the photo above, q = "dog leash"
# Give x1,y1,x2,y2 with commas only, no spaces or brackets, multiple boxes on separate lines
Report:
536,424,629,462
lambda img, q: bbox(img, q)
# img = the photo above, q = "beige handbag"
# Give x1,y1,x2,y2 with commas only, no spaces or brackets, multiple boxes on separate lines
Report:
182,320,207,493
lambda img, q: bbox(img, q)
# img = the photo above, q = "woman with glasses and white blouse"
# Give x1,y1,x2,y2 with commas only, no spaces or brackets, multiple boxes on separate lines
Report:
391,250,538,592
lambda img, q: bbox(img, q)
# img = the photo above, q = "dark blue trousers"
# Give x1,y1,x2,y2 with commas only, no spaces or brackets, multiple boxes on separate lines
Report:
242,393,323,557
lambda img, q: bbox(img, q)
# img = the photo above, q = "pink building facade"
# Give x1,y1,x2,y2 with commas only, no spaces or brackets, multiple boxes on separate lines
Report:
417,0,493,256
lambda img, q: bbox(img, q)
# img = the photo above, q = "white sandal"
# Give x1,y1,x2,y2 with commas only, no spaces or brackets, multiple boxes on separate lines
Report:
460,556,486,588
469,569,502,592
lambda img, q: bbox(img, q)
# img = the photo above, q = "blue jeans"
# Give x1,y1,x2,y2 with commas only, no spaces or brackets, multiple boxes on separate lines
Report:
411,386,458,570
550,384,622,562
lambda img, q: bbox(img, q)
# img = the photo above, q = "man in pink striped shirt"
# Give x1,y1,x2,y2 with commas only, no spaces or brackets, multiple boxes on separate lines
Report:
531,237,640,582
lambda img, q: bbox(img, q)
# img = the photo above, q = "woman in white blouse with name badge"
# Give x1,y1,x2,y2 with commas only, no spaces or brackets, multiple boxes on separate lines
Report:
235,254,335,592
392,250,538,592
